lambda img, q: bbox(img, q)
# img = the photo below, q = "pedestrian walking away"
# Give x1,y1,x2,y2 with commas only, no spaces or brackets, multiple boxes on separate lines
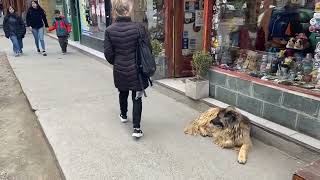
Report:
26,0,49,56
3,6,26,57
49,9,72,55
104,0,152,139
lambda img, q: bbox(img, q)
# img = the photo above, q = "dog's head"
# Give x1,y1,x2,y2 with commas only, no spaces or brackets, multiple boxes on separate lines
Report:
210,106,241,129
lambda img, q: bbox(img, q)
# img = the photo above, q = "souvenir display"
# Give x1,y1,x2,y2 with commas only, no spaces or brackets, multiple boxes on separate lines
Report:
235,50,247,70
302,54,314,76
243,51,258,71
260,55,268,73
211,0,320,92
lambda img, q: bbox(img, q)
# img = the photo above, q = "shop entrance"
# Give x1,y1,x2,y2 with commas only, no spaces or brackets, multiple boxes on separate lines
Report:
170,0,205,77
146,0,209,78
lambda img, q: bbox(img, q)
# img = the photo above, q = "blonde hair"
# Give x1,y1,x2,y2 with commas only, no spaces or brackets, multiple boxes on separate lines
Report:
112,0,133,17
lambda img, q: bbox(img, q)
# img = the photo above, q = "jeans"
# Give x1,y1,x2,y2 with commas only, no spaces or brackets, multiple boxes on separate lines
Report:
9,35,23,54
58,36,68,53
31,27,45,51
119,90,142,129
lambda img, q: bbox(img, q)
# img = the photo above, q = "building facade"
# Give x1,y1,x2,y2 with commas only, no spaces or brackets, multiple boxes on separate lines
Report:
38,0,320,140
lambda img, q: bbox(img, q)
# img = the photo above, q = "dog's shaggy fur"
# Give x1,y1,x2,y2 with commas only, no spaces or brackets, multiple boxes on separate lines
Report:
184,106,252,164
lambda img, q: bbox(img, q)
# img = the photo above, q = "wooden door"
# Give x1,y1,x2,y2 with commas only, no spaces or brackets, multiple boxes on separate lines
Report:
173,0,206,77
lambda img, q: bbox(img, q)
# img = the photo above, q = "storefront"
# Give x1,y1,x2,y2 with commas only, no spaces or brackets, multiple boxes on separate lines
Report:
143,0,213,78
145,0,320,139
206,0,320,140
78,0,112,51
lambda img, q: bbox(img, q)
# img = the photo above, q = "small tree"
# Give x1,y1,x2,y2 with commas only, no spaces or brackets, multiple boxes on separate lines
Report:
192,51,212,80
151,39,163,57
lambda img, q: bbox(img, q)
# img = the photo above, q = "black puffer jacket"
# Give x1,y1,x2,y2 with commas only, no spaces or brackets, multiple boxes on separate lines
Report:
3,13,26,38
104,16,150,91
26,7,49,29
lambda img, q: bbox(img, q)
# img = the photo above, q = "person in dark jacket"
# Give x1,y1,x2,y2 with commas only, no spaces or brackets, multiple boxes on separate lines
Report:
3,6,26,57
26,0,49,56
104,0,150,138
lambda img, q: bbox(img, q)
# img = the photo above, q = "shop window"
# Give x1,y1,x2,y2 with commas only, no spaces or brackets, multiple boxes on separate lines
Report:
79,0,107,39
212,0,320,92
146,0,165,45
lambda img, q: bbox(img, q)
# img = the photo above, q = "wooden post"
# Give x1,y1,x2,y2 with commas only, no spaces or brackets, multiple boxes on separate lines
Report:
164,0,174,78
173,0,184,77
203,0,214,52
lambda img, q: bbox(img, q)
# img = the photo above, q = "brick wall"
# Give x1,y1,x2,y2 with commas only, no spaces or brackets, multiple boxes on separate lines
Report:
209,69,320,140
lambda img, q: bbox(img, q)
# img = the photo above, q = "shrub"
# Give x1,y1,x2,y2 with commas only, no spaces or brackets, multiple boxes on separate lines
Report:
192,51,212,80
151,39,163,57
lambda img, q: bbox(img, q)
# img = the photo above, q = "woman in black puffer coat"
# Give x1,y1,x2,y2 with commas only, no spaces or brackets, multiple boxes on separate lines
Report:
104,0,151,138
3,6,26,57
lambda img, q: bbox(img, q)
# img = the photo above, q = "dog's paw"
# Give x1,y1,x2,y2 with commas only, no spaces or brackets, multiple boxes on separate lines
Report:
237,155,247,164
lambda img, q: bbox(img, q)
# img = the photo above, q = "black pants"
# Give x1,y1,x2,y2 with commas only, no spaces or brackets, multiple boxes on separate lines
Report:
119,90,142,129
58,36,68,53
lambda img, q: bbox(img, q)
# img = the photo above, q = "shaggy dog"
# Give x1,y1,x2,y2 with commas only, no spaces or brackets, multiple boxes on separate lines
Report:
184,106,252,164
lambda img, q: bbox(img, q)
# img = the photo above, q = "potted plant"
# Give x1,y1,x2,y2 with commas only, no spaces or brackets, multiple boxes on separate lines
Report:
185,51,212,100
151,39,167,80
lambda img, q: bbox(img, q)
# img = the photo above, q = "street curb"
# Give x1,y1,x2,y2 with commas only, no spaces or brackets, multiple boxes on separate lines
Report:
0,51,67,180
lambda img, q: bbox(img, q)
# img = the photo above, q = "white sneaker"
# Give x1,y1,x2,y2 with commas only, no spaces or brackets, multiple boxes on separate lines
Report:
119,114,128,123
132,128,143,138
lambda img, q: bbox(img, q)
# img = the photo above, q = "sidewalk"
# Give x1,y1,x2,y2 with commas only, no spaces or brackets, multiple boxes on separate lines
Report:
0,34,312,180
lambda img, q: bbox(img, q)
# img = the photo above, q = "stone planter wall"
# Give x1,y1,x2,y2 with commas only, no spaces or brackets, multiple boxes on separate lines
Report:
209,68,320,140
153,55,168,80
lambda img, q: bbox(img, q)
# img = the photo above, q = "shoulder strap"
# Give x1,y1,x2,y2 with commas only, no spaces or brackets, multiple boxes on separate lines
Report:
136,25,142,39
136,23,146,39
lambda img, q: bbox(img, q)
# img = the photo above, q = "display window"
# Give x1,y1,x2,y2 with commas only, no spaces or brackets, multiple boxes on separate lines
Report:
146,0,165,45
212,0,320,92
79,0,107,39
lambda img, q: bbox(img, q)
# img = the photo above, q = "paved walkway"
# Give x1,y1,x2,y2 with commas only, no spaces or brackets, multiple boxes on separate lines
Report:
0,33,309,180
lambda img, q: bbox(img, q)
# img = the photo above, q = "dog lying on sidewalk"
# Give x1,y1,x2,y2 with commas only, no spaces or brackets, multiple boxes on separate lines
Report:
184,106,252,164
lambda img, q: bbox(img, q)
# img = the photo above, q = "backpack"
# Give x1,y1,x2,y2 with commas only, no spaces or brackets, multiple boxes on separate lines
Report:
136,27,156,97
53,17,71,36
136,27,156,77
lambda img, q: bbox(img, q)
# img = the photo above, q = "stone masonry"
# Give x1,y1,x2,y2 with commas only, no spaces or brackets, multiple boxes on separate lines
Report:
209,69,320,140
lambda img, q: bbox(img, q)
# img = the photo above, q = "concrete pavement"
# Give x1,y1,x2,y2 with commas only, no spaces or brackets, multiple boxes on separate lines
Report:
0,33,313,180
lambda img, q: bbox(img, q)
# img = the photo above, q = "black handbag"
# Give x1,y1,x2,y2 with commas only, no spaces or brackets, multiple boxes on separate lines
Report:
136,27,156,77
136,27,156,97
